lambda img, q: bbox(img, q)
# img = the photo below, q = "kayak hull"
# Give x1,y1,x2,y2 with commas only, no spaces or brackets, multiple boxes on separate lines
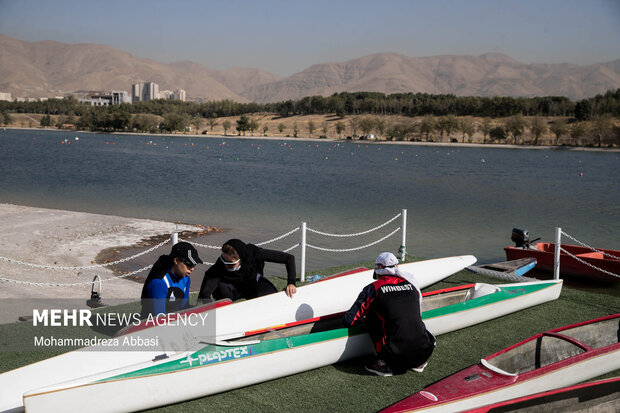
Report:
23,280,563,412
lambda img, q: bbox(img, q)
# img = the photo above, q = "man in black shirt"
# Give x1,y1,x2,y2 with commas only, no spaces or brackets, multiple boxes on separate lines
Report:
344,252,435,376
198,239,297,301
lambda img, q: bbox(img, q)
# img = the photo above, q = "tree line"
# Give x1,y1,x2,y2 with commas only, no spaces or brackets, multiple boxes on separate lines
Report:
1,89,619,138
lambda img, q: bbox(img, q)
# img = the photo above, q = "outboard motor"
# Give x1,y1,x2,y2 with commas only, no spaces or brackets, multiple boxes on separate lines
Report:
511,228,530,248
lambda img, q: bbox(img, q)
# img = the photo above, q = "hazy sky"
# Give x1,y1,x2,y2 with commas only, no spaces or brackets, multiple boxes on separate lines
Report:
1,0,619,76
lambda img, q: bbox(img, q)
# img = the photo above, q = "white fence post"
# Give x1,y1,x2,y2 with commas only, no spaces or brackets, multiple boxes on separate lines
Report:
300,222,307,282
171,232,178,245
553,227,561,280
399,209,407,261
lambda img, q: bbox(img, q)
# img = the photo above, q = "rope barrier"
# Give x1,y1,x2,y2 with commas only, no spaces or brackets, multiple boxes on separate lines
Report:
0,264,155,287
559,247,619,279
307,227,401,252
283,243,299,253
256,227,301,246
0,211,405,287
179,227,301,250
0,238,171,271
307,213,401,237
561,231,620,260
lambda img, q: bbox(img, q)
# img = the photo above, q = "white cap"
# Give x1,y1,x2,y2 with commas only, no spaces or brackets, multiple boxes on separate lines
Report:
376,252,399,267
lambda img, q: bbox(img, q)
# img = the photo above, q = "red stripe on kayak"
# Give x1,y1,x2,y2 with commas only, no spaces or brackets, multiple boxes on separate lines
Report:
422,283,476,297
243,312,346,337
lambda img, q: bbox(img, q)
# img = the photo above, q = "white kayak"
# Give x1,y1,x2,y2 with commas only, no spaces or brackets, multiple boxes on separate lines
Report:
21,279,562,412
0,255,476,413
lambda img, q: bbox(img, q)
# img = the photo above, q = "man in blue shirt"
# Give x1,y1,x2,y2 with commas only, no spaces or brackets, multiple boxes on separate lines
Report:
140,242,203,317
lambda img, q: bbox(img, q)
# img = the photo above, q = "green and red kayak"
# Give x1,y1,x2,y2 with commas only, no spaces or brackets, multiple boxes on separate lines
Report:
23,279,562,412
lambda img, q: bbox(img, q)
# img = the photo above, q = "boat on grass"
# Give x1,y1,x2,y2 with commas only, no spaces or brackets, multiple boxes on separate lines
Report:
381,313,620,413
0,255,474,413
22,279,562,412
466,258,536,280
464,376,620,412
504,228,620,282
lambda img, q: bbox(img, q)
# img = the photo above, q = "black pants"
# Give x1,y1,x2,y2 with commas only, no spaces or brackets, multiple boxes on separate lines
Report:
381,339,435,374
212,277,277,301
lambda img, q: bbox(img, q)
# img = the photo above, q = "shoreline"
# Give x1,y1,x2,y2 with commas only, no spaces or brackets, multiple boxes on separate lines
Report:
3,126,619,153
0,203,216,323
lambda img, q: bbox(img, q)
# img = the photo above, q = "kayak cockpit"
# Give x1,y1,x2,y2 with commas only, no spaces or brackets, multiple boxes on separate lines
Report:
421,283,500,312
483,317,619,376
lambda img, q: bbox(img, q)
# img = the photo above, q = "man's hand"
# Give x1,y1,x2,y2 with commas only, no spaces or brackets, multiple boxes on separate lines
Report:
285,284,297,298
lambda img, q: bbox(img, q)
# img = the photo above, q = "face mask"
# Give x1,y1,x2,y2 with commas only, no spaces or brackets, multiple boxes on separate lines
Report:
226,263,241,272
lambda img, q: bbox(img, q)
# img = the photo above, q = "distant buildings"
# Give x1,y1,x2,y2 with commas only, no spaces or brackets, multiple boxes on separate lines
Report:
80,91,131,106
132,82,160,102
133,82,186,102
160,89,186,102
1,82,186,105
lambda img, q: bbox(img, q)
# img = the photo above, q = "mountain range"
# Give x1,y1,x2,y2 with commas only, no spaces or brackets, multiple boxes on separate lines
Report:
1,34,619,103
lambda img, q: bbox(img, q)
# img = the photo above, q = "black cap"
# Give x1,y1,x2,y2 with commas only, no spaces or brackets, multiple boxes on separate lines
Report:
170,242,203,265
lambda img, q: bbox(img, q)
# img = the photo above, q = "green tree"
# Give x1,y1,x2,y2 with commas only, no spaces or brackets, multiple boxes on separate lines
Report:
505,115,526,144
569,122,587,145
349,117,360,137
278,123,286,134
359,117,375,137
207,117,218,132
529,117,547,145
307,120,316,136
222,119,231,136
549,119,568,145
236,115,250,135
263,124,269,136
574,99,593,121
489,126,507,143
458,118,475,143
374,118,386,138
419,115,436,141
111,110,131,131
439,115,458,142
479,118,492,144
40,114,52,127
131,114,158,133
248,118,259,135
160,112,188,132
591,115,612,147
321,121,328,137
335,121,345,138
293,122,299,137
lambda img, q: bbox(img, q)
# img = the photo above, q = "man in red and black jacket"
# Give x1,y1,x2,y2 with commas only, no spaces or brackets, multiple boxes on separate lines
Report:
343,252,435,376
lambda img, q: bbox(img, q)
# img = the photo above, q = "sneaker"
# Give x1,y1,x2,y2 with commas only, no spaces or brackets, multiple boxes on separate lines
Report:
411,362,428,373
365,359,393,377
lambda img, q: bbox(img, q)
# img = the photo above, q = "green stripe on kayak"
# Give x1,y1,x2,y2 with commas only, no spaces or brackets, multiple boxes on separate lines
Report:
422,281,556,320
97,282,556,382
98,326,364,382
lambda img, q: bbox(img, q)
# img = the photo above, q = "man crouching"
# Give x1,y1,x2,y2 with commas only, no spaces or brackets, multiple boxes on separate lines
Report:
343,252,435,377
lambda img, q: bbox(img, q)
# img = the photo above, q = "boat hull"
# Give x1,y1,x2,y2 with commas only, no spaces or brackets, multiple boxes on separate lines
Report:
381,314,620,413
465,377,620,412
505,243,620,282
22,280,563,412
0,255,475,413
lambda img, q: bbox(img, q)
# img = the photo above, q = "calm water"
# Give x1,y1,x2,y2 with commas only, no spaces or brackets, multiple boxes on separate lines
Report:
0,128,618,278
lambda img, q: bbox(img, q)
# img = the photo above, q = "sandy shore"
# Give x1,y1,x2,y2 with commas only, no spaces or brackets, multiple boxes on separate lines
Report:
0,203,209,323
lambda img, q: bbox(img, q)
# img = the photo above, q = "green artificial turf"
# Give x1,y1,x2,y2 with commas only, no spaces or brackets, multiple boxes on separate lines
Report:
1,256,618,412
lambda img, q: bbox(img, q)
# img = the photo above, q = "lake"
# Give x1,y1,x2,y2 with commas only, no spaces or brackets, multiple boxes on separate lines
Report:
0,128,618,281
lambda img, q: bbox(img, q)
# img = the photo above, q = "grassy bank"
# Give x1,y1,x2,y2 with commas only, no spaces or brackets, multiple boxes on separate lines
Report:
4,112,620,147
1,260,618,412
